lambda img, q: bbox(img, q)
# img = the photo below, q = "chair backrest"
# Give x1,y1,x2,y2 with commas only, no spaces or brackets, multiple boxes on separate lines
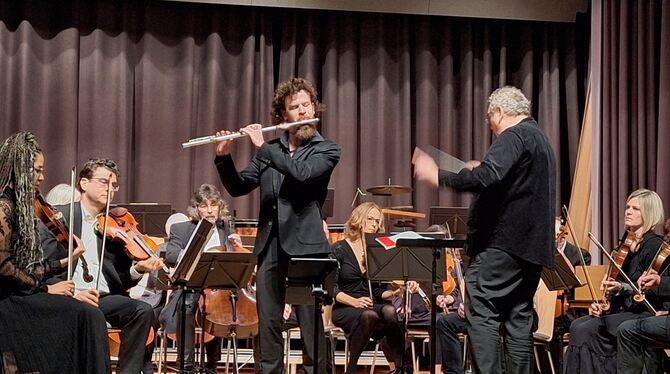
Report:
533,279,558,342
573,265,608,303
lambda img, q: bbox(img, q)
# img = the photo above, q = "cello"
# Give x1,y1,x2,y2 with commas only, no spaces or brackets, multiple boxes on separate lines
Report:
200,233,259,340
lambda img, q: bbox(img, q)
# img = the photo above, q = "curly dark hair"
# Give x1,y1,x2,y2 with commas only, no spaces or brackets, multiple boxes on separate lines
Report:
270,77,325,125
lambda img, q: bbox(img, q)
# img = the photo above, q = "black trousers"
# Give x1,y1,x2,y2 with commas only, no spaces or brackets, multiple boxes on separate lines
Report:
255,235,326,374
437,312,467,374
99,294,155,374
176,291,222,369
616,315,667,374
465,248,542,374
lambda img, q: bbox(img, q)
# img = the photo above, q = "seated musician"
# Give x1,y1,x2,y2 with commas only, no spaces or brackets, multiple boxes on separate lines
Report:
0,132,110,373
160,183,242,372
556,217,591,267
617,271,670,373
41,158,164,374
664,217,670,242
563,189,667,374
331,202,411,373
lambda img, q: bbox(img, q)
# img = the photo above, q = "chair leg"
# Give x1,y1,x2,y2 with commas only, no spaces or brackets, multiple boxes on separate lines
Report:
411,339,418,373
534,345,542,373
344,337,350,371
370,342,379,374
546,346,556,374
284,330,291,371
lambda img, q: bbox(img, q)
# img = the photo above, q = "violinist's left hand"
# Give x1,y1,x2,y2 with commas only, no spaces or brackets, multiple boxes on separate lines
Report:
135,257,164,273
601,279,622,295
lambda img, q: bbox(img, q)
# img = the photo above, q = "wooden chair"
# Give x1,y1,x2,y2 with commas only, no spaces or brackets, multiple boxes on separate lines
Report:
533,279,559,373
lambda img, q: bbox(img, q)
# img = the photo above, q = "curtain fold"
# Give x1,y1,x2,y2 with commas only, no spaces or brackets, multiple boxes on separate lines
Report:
1,0,589,225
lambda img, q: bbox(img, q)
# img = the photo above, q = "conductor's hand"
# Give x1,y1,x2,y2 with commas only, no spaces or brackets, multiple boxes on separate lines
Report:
352,296,373,309
412,147,439,188
135,257,164,273
240,124,265,148
47,280,75,297
464,160,481,170
75,289,100,307
638,273,662,291
589,302,604,317
214,130,236,156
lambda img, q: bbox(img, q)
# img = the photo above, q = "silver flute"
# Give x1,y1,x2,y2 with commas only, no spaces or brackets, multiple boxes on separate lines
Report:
181,118,320,148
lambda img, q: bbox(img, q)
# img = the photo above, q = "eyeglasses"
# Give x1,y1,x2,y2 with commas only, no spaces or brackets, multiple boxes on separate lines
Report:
89,177,120,192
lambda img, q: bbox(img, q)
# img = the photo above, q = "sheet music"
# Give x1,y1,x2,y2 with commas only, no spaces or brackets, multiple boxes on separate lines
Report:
427,146,466,173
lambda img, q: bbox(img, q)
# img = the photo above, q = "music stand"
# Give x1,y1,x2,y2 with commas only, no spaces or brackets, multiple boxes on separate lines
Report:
366,233,464,374
170,220,256,374
541,251,583,292
286,257,339,374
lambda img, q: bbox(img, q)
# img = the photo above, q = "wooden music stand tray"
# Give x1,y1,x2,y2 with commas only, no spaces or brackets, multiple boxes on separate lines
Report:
571,265,608,309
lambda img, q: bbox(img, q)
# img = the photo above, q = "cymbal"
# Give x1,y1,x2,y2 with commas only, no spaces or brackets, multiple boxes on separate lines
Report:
366,185,412,196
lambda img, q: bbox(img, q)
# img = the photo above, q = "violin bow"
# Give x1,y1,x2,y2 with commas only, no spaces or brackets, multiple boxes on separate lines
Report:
67,167,76,281
588,232,657,314
95,173,114,290
562,206,600,305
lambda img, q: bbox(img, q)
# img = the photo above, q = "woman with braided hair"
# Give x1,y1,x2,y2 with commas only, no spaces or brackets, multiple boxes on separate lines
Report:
0,132,110,373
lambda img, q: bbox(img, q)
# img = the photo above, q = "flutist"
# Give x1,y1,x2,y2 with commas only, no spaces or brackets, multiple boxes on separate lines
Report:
213,77,340,374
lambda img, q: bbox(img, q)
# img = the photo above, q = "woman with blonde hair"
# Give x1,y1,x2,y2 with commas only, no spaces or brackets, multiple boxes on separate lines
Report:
563,189,666,374
331,202,409,373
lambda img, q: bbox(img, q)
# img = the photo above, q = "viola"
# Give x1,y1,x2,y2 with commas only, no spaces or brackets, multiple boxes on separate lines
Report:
200,240,259,339
634,241,670,303
34,192,93,282
94,207,169,273
599,230,640,312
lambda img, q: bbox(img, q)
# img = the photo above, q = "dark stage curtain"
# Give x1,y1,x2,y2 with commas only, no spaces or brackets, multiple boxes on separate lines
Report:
0,0,587,225
595,0,670,249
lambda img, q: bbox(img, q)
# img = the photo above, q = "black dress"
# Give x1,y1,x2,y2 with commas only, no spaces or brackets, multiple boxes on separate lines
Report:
562,232,667,374
331,239,405,370
0,196,110,374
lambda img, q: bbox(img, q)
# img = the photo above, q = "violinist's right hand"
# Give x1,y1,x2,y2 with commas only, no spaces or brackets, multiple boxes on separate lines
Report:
638,273,662,290
600,279,622,295
352,296,373,309
74,289,100,307
47,280,75,297
214,130,236,156
589,302,604,317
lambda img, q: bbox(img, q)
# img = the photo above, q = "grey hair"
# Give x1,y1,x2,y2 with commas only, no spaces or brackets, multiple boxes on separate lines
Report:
487,86,531,116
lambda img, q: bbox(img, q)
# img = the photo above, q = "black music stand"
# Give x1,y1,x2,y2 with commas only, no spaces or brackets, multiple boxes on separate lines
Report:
170,220,256,374
286,257,339,374
366,234,464,374
541,251,583,292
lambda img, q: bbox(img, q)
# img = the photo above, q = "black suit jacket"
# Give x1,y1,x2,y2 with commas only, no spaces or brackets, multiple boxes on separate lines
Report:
215,131,341,256
164,220,233,267
40,202,139,296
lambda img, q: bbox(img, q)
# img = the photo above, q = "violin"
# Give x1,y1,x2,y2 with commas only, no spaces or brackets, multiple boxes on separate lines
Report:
634,241,670,303
94,207,169,273
599,230,640,312
34,192,93,282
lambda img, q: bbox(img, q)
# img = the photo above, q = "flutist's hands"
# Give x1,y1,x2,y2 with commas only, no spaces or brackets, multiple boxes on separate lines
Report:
214,130,235,156
412,147,439,187
240,124,265,148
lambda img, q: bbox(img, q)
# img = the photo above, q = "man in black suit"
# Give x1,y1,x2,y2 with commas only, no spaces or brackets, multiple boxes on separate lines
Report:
41,158,164,374
414,86,557,373
214,77,341,373
160,183,241,372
